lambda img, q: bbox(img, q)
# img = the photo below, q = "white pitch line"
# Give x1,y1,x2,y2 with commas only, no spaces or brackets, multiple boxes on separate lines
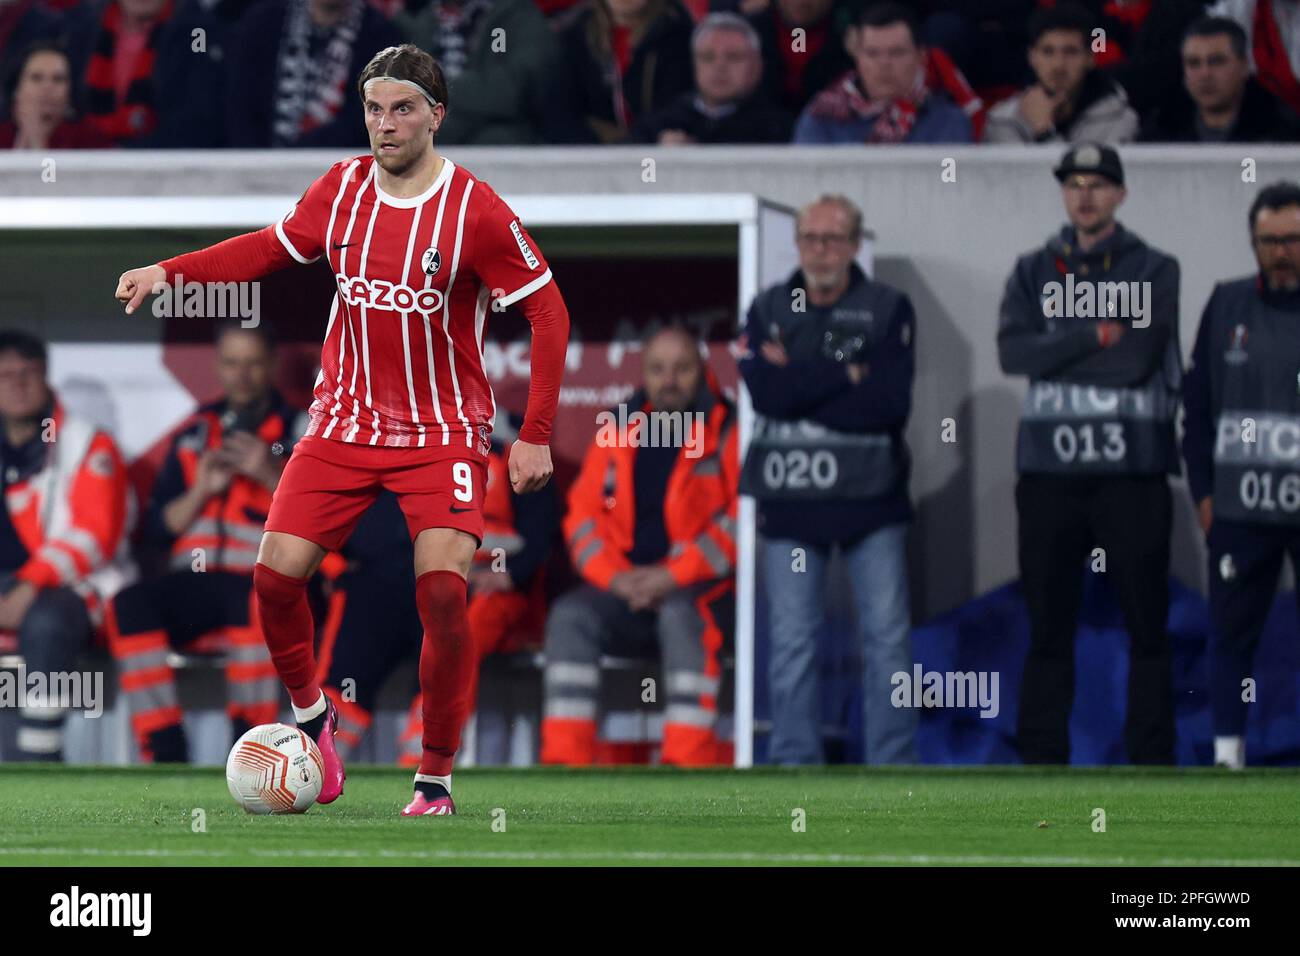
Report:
0,847,1296,866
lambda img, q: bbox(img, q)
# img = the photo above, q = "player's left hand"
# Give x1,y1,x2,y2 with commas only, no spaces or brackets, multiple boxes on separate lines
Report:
508,439,553,494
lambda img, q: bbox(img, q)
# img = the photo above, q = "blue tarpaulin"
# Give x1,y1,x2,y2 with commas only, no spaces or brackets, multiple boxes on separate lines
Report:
754,573,1300,765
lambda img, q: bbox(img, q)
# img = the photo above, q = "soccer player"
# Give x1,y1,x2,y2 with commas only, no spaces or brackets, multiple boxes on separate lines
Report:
113,44,569,816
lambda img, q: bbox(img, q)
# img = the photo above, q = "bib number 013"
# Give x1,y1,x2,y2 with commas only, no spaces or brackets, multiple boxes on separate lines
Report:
1052,422,1125,464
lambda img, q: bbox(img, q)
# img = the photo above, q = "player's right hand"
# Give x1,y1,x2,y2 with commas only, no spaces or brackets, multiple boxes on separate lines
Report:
115,264,166,315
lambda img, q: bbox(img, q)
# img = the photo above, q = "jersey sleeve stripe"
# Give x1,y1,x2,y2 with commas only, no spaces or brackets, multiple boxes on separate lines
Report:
497,268,553,308
275,219,319,265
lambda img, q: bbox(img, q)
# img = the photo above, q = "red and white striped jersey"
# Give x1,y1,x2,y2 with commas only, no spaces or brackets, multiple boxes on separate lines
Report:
274,155,553,449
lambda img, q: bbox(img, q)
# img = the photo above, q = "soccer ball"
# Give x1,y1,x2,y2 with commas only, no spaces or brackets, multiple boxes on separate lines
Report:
226,723,324,814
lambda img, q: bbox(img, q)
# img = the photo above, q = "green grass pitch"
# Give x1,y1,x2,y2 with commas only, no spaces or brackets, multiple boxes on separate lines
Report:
1,765,1297,866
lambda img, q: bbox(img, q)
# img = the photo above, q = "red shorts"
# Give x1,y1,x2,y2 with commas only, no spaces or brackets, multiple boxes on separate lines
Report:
264,435,488,551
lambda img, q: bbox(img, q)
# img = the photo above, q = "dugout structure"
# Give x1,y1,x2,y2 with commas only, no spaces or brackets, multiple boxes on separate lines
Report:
0,192,870,767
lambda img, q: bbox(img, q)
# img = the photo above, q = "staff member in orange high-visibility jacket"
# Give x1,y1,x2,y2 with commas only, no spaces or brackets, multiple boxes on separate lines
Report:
542,325,738,766
0,330,135,761
106,322,304,762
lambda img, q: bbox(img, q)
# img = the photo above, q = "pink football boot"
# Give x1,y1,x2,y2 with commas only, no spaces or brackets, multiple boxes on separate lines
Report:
401,792,456,816
309,697,346,805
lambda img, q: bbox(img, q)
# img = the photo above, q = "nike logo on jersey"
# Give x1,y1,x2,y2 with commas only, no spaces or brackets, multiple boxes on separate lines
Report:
332,242,354,249
449,506,474,513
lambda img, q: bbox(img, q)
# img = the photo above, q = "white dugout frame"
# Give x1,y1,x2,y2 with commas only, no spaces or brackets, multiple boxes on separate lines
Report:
1,192,874,768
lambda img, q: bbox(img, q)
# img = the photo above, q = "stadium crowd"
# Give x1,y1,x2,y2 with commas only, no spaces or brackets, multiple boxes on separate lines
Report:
5,0,1300,148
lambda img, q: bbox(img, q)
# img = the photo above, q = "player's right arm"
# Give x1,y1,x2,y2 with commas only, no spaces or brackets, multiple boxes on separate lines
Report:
114,160,353,315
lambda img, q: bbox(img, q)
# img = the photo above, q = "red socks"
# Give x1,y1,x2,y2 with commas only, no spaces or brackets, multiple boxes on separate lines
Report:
253,561,473,774
252,562,320,709
415,570,474,777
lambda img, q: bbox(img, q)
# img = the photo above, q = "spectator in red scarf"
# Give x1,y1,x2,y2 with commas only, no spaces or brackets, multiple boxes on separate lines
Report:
1210,0,1300,114
544,0,695,143
794,2,974,143
63,0,229,146
1,41,115,148
225,0,403,147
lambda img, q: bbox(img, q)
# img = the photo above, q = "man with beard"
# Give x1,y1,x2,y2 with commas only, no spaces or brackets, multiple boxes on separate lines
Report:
542,326,738,767
1183,181,1300,768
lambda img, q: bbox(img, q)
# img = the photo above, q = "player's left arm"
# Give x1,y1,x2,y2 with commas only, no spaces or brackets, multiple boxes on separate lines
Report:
471,193,570,493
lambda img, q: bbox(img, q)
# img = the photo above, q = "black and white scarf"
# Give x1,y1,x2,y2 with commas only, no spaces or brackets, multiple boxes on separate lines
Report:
272,0,363,146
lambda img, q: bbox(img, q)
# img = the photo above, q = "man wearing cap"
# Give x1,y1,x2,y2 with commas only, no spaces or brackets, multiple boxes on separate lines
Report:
1182,181,1300,769
998,142,1182,765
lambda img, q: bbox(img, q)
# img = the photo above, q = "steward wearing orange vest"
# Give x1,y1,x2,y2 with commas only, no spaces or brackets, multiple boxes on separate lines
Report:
106,324,304,762
315,409,558,763
542,326,738,766
0,331,135,761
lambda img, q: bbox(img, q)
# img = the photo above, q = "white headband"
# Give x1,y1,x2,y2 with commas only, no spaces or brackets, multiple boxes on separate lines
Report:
364,76,440,109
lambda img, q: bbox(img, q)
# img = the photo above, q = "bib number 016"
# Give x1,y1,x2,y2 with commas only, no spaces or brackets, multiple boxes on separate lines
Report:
1238,470,1300,513
1052,422,1125,464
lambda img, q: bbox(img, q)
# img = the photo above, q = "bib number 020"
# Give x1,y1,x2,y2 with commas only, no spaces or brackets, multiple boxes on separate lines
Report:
762,449,837,490
1052,422,1125,464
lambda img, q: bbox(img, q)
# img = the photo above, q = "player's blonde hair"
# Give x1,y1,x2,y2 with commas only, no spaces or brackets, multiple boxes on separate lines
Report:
357,44,449,115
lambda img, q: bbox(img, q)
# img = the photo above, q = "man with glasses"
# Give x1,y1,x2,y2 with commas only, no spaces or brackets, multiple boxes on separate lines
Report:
998,143,1182,765
738,194,917,764
1182,181,1300,769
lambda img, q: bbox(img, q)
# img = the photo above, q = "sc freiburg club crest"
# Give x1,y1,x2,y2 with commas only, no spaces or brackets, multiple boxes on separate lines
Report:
421,247,442,276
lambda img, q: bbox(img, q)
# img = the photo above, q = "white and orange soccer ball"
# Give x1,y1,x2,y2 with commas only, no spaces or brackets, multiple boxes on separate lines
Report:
225,723,324,815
